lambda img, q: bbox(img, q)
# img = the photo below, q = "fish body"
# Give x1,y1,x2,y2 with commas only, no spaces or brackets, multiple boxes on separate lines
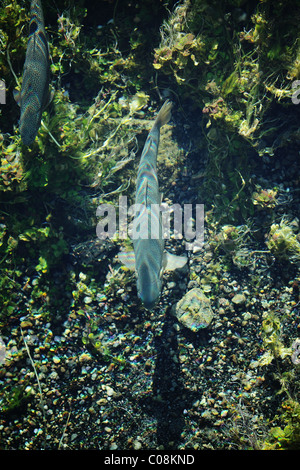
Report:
14,0,51,146
118,101,187,309
133,100,172,309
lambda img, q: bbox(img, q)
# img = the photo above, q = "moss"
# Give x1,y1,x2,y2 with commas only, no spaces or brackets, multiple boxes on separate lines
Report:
0,0,161,337
267,221,300,265
263,399,300,450
252,187,277,209
0,384,32,415
250,313,292,368
212,224,248,255
152,0,300,225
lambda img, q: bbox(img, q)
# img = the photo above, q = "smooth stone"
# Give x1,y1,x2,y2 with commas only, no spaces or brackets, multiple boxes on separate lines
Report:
173,288,214,331
232,293,246,305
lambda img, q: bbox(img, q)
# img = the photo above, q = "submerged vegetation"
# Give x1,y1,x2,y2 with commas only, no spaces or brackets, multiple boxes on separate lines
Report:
0,0,299,450
154,0,300,222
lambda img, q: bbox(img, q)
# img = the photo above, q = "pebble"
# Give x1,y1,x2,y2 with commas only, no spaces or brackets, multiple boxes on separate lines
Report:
167,281,176,289
49,371,59,380
231,293,246,305
20,320,33,328
242,312,252,321
133,439,142,450
173,288,214,331
105,385,117,397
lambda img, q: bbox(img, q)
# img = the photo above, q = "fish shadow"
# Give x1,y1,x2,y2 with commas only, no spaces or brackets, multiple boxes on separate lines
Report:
138,311,201,449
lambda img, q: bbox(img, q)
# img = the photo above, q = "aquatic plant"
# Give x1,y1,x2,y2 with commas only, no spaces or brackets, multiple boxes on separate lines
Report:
209,223,257,270
249,311,300,450
0,0,299,451
0,139,25,192
71,271,97,305
227,399,267,450
0,384,32,414
213,224,249,255
256,313,292,367
263,398,300,450
0,0,163,344
0,1,28,84
266,221,300,266
153,0,300,226
80,312,127,370
252,187,278,209
201,129,253,223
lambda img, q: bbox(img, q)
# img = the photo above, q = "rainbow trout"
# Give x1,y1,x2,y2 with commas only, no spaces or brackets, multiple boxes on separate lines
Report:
14,0,52,146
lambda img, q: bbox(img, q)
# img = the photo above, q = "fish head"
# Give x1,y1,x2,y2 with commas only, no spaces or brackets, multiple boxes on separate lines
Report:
137,262,162,310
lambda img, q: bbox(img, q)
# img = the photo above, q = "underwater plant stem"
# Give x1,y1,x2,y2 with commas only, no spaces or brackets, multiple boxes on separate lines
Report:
75,116,132,161
41,120,61,147
102,116,132,148
0,252,9,266
58,409,71,449
6,43,20,87
86,92,117,131
21,327,47,445
274,355,293,401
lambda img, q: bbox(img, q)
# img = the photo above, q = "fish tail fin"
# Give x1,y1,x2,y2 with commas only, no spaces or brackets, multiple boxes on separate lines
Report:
154,100,172,129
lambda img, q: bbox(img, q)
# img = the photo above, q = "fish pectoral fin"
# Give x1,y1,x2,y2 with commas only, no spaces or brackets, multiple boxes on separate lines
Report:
13,89,21,106
118,250,136,270
163,251,188,271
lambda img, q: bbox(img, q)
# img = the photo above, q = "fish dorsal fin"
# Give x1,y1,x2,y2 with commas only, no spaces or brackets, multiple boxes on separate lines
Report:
118,250,136,270
163,251,188,271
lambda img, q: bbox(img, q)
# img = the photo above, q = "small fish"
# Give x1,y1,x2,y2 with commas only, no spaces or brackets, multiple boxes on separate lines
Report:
119,101,187,309
14,0,52,146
